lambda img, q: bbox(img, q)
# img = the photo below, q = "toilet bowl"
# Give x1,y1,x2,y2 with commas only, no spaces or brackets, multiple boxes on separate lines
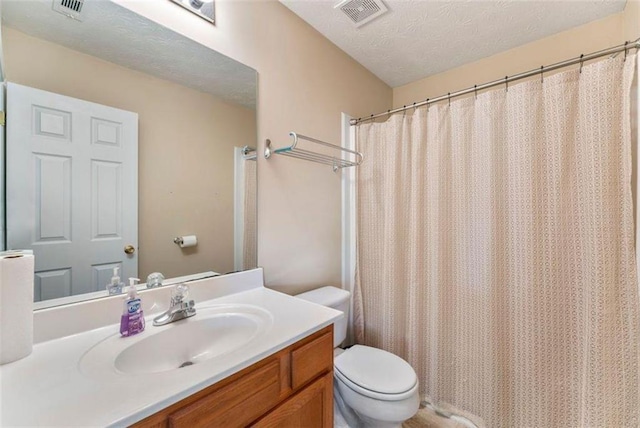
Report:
296,286,420,427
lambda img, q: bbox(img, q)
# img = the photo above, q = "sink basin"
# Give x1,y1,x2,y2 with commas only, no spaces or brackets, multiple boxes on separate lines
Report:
116,312,266,374
79,304,273,378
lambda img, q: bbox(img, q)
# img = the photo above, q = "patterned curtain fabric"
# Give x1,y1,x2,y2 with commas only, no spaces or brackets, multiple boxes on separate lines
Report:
243,159,257,269
355,55,639,427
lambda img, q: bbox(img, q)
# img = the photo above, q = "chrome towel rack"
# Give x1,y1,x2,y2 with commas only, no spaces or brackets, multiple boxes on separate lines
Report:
241,145,257,160
264,132,363,172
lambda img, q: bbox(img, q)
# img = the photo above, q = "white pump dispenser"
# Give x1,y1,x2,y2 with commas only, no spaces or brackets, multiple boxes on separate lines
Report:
127,277,140,295
106,267,124,295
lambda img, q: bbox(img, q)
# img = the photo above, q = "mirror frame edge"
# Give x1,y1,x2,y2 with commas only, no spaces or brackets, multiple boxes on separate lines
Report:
1,0,6,254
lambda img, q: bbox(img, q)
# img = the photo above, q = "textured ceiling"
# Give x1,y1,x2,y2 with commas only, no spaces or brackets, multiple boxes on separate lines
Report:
281,0,626,87
2,0,256,108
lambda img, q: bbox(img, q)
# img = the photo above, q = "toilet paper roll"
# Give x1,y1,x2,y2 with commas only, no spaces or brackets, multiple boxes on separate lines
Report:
0,251,34,364
179,235,197,248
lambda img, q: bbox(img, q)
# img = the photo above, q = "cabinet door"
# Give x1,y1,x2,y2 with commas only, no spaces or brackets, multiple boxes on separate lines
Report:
252,372,333,428
168,360,283,428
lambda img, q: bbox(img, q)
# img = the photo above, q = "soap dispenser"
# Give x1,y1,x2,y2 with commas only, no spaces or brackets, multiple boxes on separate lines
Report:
106,267,124,295
120,278,145,337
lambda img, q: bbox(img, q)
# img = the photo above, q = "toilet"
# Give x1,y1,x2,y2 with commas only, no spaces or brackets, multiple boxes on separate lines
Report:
296,286,420,428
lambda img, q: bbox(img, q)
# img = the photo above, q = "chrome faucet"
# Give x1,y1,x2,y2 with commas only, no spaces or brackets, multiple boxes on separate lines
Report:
153,284,196,326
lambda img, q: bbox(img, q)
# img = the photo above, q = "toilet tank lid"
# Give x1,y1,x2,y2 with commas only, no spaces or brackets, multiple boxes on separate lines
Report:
296,286,351,308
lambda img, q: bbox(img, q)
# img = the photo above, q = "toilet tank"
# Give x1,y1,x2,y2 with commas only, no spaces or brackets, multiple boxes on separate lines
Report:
296,286,350,348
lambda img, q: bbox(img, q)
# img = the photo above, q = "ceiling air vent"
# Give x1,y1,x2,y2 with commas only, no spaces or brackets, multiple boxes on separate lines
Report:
334,0,388,28
52,0,85,21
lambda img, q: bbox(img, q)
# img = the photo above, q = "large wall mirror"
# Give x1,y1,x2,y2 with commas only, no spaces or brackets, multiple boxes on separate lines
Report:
1,0,258,307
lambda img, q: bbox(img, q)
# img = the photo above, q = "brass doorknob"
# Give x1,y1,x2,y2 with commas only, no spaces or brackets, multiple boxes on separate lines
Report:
124,245,135,255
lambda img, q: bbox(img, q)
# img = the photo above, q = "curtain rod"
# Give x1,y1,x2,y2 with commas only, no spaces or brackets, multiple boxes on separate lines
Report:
350,38,640,126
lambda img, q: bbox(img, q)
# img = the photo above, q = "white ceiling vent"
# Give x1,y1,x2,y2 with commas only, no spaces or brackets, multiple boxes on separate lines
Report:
334,0,388,28
52,0,85,21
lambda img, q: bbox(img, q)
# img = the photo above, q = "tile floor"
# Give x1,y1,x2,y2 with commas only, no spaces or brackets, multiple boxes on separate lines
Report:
402,406,468,428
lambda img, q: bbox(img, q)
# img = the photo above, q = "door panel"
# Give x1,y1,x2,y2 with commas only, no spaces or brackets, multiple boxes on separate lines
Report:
7,82,138,301
91,160,122,239
35,268,72,301
35,154,72,242
33,106,71,140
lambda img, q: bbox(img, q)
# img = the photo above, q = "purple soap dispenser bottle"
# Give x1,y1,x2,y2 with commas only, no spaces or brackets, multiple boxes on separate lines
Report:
120,278,145,337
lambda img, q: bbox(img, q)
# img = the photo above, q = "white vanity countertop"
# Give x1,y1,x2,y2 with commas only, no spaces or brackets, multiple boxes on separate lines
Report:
0,284,342,427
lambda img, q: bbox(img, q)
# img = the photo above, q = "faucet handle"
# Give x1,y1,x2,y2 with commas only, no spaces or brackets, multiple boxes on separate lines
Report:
170,283,190,306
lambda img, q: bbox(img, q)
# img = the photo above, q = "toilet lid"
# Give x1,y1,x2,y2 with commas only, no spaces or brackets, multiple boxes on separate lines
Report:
334,345,418,398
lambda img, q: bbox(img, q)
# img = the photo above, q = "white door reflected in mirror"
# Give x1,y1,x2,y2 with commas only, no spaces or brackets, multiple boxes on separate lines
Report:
7,83,138,302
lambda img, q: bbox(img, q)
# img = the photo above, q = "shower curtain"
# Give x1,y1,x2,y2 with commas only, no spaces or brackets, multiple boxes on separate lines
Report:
355,55,639,427
243,158,257,269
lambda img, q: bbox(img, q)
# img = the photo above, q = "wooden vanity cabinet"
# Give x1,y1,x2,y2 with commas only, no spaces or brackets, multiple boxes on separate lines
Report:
131,325,334,428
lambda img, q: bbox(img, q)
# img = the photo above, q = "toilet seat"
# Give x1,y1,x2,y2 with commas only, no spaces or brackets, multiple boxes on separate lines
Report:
334,345,418,401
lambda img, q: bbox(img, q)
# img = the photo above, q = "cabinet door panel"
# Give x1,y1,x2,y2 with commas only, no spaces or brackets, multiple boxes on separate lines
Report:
290,331,333,390
252,372,333,428
169,360,281,428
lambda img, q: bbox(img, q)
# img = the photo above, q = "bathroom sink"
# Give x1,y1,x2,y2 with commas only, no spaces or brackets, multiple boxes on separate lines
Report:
116,311,266,374
79,304,273,378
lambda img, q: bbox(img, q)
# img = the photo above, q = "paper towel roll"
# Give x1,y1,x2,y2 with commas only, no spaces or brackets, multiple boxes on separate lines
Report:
0,251,34,364
178,235,197,248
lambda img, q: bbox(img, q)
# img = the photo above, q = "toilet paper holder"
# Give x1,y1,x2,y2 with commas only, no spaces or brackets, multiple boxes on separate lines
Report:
173,235,198,248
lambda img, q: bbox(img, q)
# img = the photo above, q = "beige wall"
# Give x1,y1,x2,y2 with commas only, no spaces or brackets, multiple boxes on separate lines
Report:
3,27,257,280
394,5,639,108
625,0,640,41
102,1,635,294
113,0,393,294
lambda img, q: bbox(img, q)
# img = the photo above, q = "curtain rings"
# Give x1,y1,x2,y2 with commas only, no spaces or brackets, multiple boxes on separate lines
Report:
540,66,544,84
505,76,509,92
426,98,430,111
624,41,629,61
448,93,451,107
402,105,407,118
579,54,584,74
413,102,417,112
474,84,478,100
